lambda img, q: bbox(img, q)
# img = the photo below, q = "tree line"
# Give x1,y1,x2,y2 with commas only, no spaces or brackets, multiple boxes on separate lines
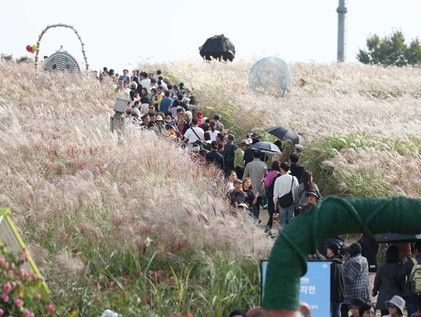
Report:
357,31,421,67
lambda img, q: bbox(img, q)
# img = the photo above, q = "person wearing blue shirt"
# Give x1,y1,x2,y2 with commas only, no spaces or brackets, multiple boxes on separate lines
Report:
159,90,173,114
119,69,130,84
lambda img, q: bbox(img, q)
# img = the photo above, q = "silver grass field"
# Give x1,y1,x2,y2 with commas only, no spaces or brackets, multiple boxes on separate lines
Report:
0,60,419,316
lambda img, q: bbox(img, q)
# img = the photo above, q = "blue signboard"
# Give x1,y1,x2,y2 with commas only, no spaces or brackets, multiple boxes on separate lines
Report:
260,260,331,317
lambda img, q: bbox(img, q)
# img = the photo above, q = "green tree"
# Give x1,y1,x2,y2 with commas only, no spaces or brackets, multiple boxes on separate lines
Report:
357,31,421,66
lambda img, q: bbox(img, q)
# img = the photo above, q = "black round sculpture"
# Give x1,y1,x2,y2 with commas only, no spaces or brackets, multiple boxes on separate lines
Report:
199,34,235,62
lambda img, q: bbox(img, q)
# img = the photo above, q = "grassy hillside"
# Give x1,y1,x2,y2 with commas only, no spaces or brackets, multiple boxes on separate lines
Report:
155,60,420,197
0,60,420,316
154,60,421,140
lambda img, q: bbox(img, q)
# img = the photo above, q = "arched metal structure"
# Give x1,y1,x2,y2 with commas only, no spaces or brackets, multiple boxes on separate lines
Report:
248,196,421,317
34,23,89,71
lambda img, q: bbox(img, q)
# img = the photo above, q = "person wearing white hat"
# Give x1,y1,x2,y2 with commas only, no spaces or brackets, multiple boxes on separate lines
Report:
383,295,405,316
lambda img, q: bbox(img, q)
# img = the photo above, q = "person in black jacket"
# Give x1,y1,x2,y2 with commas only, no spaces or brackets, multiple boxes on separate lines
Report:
289,153,304,183
223,135,237,177
205,141,224,170
397,241,421,317
244,133,260,166
263,161,280,231
358,234,379,303
372,246,403,316
243,145,254,167
327,242,346,317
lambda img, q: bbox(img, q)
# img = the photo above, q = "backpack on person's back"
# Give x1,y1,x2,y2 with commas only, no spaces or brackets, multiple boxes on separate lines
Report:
409,257,421,295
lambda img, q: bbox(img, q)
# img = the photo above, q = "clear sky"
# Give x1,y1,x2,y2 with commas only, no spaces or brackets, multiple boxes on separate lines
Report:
1,0,420,71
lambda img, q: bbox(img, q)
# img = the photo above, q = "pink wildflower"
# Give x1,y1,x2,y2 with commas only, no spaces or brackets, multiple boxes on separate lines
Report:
14,298,24,308
0,308,4,316
2,283,12,294
1,293,9,302
20,268,29,278
23,310,32,317
47,303,56,314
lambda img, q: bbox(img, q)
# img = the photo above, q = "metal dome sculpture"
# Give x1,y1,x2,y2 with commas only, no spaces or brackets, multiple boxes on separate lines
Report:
43,48,81,72
34,24,89,72
249,56,292,96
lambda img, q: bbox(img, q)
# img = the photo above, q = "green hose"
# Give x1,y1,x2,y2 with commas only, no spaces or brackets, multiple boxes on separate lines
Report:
263,196,421,310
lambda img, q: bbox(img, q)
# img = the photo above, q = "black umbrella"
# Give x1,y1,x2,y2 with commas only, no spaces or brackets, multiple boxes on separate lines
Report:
267,126,302,145
251,142,281,154
376,233,421,243
199,34,235,62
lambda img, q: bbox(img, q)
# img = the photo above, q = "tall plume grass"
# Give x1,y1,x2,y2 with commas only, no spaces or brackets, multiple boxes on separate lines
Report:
151,60,420,197
0,61,271,315
301,133,420,197
152,60,421,140
0,59,420,314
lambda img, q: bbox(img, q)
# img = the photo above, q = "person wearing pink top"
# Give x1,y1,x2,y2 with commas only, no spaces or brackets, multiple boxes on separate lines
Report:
263,161,280,231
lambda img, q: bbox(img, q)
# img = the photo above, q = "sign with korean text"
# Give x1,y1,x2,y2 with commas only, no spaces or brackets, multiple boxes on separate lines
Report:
260,260,331,317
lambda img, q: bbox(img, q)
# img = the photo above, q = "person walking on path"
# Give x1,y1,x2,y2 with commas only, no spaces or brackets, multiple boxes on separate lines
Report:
242,178,257,212
273,162,299,228
326,242,346,317
358,234,379,304
183,118,204,148
397,241,421,316
342,243,370,317
205,141,224,170
372,246,403,316
263,161,280,231
294,170,320,216
223,135,237,177
205,120,220,142
243,150,267,219
289,153,304,183
234,139,248,180
213,114,224,132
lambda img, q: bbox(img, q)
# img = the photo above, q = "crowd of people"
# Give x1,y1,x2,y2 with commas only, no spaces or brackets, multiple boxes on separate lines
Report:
102,66,319,231
101,67,421,317
314,234,421,317
243,240,421,317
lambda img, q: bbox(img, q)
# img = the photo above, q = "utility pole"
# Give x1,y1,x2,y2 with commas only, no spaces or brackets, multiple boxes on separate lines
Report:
337,0,347,62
